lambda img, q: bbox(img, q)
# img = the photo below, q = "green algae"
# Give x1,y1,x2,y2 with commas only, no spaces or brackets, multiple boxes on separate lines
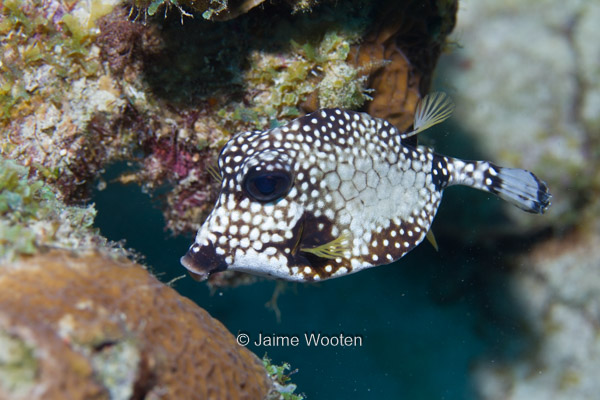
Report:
0,0,111,124
133,0,229,20
264,355,304,400
0,330,37,398
244,20,369,120
0,156,101,262
90,339,140,400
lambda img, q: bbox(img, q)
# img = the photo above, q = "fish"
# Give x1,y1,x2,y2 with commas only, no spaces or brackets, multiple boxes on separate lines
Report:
180,92,552,282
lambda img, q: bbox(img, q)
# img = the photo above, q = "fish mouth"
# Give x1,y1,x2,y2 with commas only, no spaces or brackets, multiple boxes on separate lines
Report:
180,242,228,281
180,254,210,281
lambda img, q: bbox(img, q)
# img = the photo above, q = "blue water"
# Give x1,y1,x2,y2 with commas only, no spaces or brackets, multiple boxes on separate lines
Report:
93,162,530,399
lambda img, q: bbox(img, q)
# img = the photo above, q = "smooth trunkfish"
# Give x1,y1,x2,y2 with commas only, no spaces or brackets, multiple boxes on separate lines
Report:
181,93,552,282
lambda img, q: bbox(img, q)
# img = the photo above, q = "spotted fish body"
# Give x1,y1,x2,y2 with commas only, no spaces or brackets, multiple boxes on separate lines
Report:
181,93,551,282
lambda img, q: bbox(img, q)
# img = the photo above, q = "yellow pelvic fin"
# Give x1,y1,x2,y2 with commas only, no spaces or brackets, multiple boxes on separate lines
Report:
207,164,222,183
426,229,439,252
404,92,455,138
301,232,351,259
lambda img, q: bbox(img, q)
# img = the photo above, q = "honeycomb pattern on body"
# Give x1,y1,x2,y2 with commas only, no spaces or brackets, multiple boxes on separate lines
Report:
191,109,449,280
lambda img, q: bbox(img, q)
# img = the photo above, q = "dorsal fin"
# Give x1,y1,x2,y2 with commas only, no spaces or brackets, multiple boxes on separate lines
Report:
401,92,455,139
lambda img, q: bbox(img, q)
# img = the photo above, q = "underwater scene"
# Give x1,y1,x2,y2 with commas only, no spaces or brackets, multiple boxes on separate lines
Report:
1,0,599,399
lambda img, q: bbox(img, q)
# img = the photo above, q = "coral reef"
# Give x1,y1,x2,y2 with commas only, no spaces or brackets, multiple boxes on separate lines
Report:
0,250,272,399
0,0,148,201
1,0,458,239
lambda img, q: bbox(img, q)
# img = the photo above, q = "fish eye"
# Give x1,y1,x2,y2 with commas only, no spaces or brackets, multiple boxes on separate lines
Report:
243,168,293,202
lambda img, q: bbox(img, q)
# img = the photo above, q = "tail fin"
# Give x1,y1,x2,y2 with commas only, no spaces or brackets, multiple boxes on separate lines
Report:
488,167,551,214
436,157,552,214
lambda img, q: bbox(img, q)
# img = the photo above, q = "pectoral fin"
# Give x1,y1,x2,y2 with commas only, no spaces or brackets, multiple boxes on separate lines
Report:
207,164,222,183
301,233,351,259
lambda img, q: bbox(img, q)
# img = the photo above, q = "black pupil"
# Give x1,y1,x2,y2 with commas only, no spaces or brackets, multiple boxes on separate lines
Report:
254,176,278,195
244,170,292,202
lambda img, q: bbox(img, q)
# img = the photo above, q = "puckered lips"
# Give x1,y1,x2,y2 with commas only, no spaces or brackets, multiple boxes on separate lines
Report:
180,242,228,281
